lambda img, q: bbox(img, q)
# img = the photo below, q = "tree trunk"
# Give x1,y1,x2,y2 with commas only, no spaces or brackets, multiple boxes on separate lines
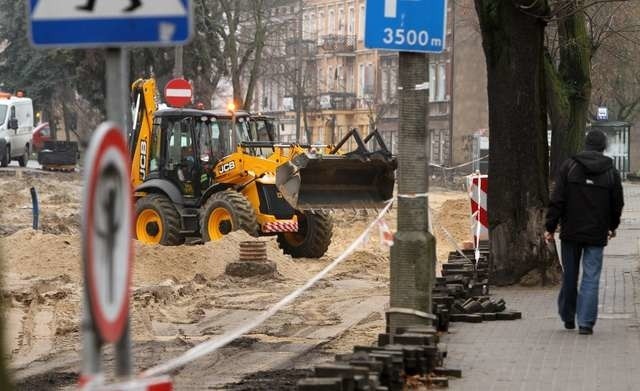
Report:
243,2,266,111
547,5,591,177
475,0,555,285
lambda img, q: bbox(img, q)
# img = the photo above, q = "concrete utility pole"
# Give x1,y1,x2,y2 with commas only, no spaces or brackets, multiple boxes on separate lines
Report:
388,52,435,333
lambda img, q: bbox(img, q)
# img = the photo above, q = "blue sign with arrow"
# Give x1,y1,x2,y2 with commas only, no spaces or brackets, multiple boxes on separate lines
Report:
365,0,448,53
28,0,192,48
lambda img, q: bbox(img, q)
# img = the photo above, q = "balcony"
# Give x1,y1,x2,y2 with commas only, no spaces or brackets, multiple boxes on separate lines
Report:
318,92,357,111
319,34,356,54
285,39,317,58
428,100,450,117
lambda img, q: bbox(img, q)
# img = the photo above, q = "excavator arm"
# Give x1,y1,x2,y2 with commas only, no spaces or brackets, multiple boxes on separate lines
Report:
129,78,158,188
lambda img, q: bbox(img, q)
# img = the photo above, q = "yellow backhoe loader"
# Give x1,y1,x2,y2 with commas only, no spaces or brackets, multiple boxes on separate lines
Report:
129,78,395,258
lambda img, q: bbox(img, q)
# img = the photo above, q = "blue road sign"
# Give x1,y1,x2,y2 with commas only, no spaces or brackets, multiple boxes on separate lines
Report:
365,0,447,53
28,0,192,48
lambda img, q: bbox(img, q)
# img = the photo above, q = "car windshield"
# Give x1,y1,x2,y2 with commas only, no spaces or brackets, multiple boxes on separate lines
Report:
0,105,7,126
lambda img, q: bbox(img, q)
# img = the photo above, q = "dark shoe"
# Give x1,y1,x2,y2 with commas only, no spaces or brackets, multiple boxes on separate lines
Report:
579,326,593,335
564,321,575,330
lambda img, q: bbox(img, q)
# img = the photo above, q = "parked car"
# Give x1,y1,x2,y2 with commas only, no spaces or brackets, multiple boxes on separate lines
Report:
32,122,52,153
0,93,34,167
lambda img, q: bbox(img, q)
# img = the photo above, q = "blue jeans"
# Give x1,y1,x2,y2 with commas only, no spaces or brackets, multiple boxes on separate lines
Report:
558,241,604,328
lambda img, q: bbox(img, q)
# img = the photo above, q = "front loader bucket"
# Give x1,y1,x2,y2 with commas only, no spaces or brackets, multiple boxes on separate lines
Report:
276,153,396,210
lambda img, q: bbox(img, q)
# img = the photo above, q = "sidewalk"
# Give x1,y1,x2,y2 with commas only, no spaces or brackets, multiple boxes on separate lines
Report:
446,183,640,391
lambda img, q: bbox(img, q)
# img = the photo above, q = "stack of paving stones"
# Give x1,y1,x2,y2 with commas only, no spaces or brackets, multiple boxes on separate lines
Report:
297,326,461,390
431,244,521,326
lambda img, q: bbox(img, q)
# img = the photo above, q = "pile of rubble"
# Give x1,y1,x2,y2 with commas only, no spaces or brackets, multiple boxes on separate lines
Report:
298,325,460,390
432,245,521,328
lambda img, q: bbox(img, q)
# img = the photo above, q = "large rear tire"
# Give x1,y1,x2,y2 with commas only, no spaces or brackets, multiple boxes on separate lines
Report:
201,189,259,241
135,194,184,245
277,211,333,258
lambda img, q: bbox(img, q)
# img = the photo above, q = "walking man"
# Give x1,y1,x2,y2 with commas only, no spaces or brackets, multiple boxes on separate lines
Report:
545,130,624,335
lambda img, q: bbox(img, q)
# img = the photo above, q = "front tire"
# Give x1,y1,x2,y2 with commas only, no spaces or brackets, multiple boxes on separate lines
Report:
277,211,333,258
135,194,183,245
201,189,259,241
1,146,9,167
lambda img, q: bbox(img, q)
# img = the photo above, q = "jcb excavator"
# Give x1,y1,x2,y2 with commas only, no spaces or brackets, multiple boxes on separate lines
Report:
129,78,395,258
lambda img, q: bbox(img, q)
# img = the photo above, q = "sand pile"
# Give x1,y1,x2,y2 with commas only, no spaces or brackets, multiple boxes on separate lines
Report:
1,229,313,286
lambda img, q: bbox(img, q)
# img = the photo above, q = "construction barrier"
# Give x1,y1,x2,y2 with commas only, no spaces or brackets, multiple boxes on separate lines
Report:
467,173,488,245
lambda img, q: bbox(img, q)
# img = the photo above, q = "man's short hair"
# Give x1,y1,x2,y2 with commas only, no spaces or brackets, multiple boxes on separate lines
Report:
585,130,607,152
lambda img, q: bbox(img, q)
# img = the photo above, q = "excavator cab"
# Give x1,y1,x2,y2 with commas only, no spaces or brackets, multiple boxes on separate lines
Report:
145,109,228,198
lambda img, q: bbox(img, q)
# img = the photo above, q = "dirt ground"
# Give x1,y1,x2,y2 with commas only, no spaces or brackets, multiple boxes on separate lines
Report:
0,168,471,389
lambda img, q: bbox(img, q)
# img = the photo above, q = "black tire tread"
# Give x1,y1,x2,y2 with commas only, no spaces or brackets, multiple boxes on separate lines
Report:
135,193,183,246
277,212,333,258
201,189,259,241
1,146,9,167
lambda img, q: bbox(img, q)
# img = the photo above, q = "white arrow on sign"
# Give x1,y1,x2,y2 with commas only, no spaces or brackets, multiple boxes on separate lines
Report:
384,0,424,18
32,0,186,20
384,0,397,18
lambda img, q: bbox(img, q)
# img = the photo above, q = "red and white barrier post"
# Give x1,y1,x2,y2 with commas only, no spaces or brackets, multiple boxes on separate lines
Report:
467,173,488,251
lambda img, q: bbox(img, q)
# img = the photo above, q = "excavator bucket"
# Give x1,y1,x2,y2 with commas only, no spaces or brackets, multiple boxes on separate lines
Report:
276,152,396,210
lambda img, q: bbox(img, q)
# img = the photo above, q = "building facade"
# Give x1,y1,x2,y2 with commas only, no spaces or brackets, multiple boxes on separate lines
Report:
252,0,488,167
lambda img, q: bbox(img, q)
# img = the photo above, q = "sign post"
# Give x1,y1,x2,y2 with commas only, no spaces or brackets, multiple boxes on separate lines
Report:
81,123,134,382
365,0,448,334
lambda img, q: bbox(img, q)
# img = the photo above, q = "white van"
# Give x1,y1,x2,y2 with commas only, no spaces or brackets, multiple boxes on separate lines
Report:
0,95,34,167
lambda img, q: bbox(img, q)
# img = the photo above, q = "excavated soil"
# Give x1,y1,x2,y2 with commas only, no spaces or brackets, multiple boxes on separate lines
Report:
0,169,470,387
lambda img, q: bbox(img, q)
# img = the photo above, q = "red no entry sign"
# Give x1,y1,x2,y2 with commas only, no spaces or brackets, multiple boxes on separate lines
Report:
164,78,192,108
82,123,134,344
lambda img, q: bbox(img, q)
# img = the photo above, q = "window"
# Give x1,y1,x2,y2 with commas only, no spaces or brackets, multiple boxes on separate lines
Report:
348,7,355,34
329,9,335,32
166,120,193,167
437,63,447,101
328,66,334,91
318,67,324,90
429,63,436,102
348,68,355,93
359,5,365,39
149,118,163,173
390,66,397,98
365,63,374,95
337,65,343,90
0,105,6,126
359,63,365,96
338,8,345,33
318,11,324,35
381,67,389,102
309,12,315,35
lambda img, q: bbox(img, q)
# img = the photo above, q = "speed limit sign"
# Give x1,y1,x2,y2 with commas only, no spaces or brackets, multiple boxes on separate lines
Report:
82,122,134,343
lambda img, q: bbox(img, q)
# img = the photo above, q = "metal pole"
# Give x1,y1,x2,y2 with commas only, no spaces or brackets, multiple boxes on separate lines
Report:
106,48,130,137
30,187,39,230
174,46,184,77
388,52,435,334
105,47,132,377
81,290,102,381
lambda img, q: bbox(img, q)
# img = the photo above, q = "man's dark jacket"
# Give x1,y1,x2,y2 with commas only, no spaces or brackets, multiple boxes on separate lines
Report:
546,151,624,246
